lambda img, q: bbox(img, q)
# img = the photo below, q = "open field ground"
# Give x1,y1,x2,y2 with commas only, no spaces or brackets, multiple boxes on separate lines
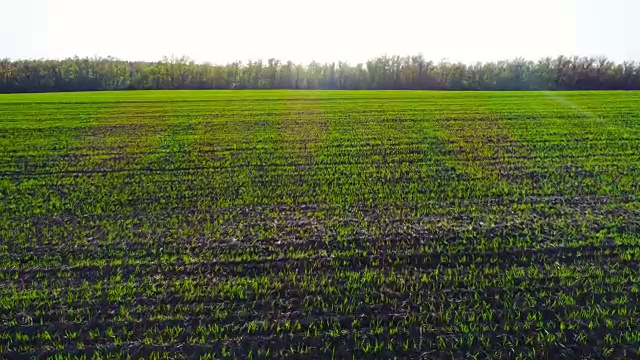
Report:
1,90,640,359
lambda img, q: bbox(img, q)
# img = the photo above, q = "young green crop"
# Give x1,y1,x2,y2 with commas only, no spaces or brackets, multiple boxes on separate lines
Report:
0,90,639,358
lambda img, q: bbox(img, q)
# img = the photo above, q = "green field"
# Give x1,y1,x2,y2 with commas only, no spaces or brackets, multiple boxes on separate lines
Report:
1,90,640,359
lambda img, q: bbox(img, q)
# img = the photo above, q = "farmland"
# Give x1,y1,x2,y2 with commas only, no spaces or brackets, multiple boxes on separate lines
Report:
1,90,640,359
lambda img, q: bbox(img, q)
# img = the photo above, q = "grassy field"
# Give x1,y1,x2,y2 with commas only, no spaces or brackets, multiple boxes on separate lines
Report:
1,90,640,359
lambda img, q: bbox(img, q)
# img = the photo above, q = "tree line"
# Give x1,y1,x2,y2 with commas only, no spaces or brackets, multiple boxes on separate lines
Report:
1,55,640,93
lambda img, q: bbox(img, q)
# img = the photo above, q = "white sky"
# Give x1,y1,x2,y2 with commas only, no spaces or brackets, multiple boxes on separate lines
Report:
2,0,639,64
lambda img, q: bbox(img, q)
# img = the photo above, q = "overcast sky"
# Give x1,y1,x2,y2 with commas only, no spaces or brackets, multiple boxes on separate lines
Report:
2,0,639,64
